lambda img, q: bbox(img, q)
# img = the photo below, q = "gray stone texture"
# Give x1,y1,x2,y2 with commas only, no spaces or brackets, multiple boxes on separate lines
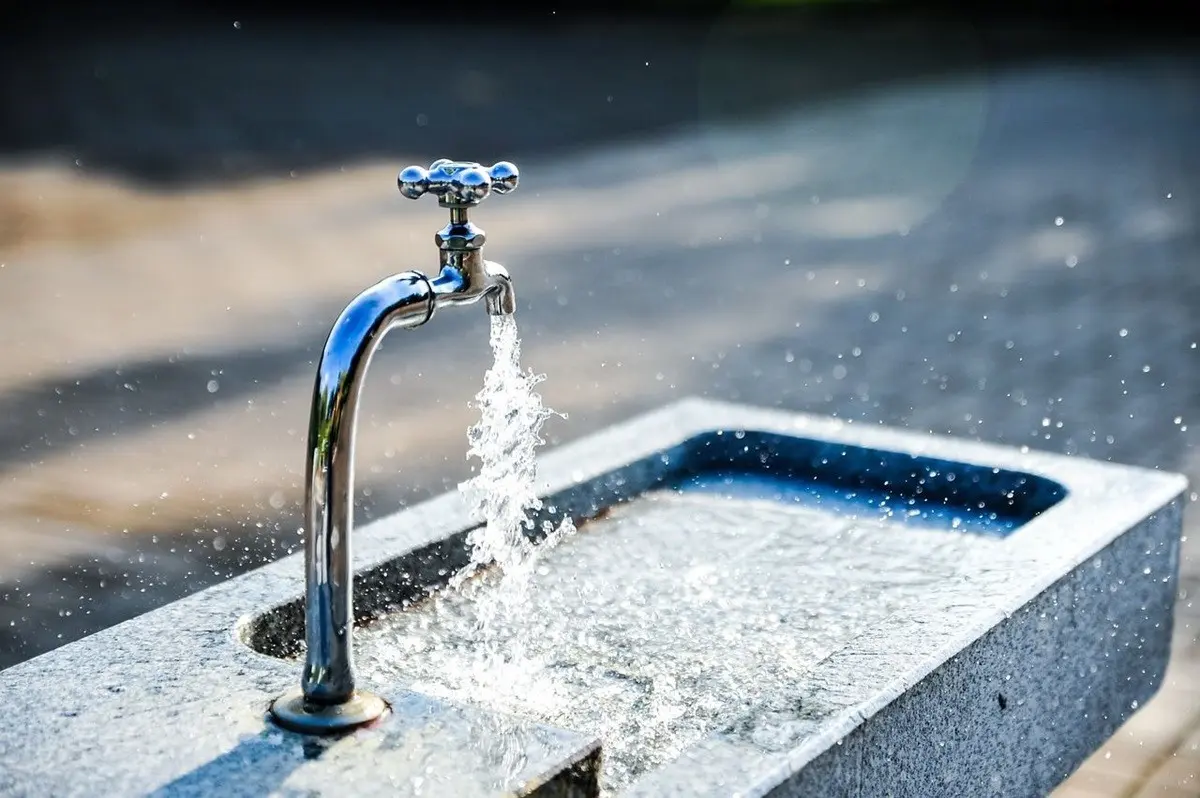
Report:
0,400,1185,796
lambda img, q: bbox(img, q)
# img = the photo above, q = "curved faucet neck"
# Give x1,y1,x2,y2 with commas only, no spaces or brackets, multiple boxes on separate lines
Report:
299,272,435,706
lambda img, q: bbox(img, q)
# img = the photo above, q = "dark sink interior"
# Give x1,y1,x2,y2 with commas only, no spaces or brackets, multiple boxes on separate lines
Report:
672,430,1064,536
240,427,1066,660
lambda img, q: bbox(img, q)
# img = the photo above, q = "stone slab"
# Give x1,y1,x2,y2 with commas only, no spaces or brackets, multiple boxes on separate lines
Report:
0,398,1186,796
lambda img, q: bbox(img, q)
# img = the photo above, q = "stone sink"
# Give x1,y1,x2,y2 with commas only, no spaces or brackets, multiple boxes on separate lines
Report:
0,399,1186,797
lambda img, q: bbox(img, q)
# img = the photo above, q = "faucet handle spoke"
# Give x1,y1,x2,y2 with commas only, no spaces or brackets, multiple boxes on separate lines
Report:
397,160,519,207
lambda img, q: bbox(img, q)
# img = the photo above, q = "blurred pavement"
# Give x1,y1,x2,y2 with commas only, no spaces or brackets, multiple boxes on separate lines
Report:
0,8,1198,794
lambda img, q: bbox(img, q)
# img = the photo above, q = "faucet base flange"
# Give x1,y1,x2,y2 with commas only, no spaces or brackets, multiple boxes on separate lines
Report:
268,688,389,735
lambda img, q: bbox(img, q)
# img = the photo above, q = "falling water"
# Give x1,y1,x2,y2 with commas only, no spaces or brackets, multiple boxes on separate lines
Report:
449,315,575,693
456,315,572,582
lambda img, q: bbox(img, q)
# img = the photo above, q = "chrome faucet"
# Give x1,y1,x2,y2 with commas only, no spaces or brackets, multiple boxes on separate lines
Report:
269,159,519,734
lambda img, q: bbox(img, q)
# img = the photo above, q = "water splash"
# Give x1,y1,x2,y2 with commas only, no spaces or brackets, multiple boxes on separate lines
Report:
451,315,575,692
358,315,577,787
359,490,992,794
456,315,566,584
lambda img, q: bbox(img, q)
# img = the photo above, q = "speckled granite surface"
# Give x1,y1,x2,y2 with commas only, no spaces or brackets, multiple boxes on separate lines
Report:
0,399,1185,796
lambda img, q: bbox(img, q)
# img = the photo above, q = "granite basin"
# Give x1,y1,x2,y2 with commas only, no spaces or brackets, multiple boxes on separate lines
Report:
0,399,1185,797
238,399,1182,797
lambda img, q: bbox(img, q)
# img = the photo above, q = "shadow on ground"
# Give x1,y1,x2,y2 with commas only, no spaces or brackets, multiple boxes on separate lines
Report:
1,6,1198,669
1,4,1196,186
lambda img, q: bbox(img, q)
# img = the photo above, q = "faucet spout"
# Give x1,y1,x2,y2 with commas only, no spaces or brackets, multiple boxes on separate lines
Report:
424,206,516,316
425,253,516,317
269,159,520,735
484,261,516,316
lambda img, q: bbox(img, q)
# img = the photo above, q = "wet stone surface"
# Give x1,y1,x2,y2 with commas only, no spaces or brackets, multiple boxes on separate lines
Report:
0,400,1184,796
353,491,1004,794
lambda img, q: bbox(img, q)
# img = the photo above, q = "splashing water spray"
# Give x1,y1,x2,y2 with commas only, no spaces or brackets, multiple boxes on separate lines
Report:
458,315,565,584
269,158,572,734
453,314,575,688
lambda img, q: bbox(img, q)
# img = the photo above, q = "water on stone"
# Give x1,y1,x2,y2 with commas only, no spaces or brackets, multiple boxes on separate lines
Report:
356,489,998,795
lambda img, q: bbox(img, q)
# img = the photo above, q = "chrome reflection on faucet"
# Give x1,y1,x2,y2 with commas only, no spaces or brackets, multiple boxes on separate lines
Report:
269,160,519,734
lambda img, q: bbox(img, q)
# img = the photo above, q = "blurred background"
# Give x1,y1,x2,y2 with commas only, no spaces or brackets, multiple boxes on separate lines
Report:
1,1,1198,793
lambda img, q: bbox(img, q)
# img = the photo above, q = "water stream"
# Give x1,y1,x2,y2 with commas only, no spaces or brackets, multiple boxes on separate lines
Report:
444,315,574,706
456,314,561,583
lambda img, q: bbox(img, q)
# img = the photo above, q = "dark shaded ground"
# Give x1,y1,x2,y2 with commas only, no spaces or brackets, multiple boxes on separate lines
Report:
1,3,1197,186
0,5,1199,678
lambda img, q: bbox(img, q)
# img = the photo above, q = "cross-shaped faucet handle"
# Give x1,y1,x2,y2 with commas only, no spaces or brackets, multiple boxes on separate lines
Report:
397,159,519,207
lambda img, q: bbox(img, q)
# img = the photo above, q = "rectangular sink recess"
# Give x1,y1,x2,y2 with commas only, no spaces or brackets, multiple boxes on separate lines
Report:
242,424,1067,662
0,398,1185,798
